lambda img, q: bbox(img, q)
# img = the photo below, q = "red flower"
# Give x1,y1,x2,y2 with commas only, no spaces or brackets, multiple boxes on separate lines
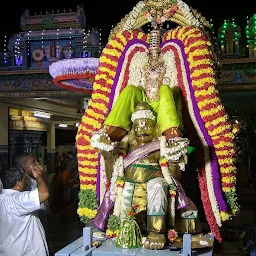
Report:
167,229,178,242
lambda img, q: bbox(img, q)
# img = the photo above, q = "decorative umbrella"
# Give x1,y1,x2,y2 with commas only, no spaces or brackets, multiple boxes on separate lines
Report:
49,58,99,93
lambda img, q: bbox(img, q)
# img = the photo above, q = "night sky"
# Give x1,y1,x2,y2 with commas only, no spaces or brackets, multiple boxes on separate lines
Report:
0,0,254,41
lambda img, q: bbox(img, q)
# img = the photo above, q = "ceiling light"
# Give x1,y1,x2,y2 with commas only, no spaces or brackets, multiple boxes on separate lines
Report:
34,111,51,118
59,123,68,128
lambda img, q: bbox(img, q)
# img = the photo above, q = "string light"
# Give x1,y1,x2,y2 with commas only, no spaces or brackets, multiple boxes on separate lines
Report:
99,28,102,53
3,35,7,64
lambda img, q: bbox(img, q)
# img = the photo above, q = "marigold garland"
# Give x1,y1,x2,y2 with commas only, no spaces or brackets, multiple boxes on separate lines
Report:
76,30,149,222
162,26,239,241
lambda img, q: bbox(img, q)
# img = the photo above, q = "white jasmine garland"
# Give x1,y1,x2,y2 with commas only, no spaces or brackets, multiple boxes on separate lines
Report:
113,187,123,216
177,0,201,27
109,156,124,201
49,57,99,78
128,51,148,87
164,137,189,161
160,136,189,171
162,50,179,90
131,110,156,122
112,43,148,106
90,131,118,152
123,1,145,31
100,155,107,204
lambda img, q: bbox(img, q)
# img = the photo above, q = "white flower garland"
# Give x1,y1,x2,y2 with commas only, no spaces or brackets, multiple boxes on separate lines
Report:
160,136,189,171
109,156,124,201
112,43,148,106
49,57,99,79
123,1,145,31
131,110,156,122
162,50,178,90
113,186,123,216
160,136,176,221
91,130,118,152
100,155,107,204
177,0,201,27
128,51,148,88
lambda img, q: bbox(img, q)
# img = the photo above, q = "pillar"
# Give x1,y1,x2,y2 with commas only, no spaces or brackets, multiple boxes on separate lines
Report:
0,103,8,172
47,122,56,173
248,45,254,58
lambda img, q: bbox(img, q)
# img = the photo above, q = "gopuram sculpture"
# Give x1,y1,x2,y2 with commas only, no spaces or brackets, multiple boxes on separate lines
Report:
75,0,240,249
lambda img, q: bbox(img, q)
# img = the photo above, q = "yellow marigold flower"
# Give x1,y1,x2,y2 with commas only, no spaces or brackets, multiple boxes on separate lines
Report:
189,59,212,69
77,207,97,218
95,74,107,80
79,161,98,168
220,166,236,173
103,48,121,58
198,97,219,109
79,169,97,176
100,56,118,67
218,158,233,165
116,34,127,45
109,40,124,51
80,176,97,182
169,190,176,195
220,211,230,221
90,102,108,112
222,187,235,193
87,109,105,120
214,142,233,149
80,184,96,191
98,66,116,77
221,177,236,183
200,107,223,118
194,86,215,97
207,125,231,137
106,229,113,236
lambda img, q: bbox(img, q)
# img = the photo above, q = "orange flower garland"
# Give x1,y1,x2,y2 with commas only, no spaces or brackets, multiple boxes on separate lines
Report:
76,30,149,222
162,26,239,241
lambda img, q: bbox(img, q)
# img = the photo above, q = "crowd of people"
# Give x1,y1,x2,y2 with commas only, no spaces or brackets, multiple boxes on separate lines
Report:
50,152,80,222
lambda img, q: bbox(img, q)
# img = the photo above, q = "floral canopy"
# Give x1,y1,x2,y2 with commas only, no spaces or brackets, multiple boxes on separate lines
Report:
50,0,239,242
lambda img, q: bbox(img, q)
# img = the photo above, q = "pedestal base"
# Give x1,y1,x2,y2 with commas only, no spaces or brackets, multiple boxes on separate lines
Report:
55,231,214,256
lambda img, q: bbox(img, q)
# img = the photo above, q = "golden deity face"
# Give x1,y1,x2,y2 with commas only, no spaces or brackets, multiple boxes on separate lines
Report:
133,118,157,144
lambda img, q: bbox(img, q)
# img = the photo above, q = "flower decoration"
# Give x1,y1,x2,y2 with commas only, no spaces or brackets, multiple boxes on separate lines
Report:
32,47,44,62
144,5,179,24
126,205,140,220
167,229,178,242
106,214,121,239
162,26,239,241
49,58,99,93
75,17,239,245
76,30,149,223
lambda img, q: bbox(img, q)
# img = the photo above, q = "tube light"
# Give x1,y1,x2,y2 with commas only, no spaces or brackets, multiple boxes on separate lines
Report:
34,111,51,118
59,123,68,128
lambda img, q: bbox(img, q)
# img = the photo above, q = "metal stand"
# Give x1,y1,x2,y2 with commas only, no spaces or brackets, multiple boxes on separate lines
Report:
55,228,214,256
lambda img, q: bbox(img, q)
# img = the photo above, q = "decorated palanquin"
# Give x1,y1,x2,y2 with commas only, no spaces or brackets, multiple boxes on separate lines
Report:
75,0,239,247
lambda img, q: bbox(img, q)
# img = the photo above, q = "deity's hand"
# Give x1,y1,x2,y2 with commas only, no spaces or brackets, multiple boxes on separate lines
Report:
91,128,118,152
164,137,189,162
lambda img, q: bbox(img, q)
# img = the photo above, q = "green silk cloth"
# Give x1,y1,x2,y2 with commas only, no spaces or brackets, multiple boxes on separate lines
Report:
104,84,180,133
